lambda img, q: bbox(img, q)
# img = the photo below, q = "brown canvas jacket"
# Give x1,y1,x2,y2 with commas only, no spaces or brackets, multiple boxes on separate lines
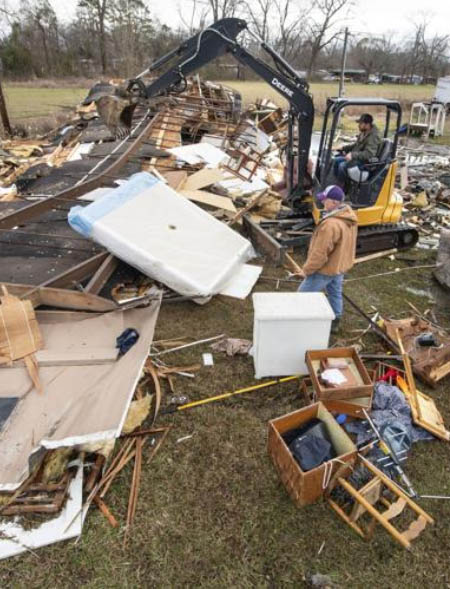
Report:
303,205,358,276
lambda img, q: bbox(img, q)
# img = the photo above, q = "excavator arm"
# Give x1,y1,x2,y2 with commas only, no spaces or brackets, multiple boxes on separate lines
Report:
95,18,314,202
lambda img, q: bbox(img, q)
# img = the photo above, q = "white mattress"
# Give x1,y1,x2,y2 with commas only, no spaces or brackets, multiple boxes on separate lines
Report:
69,172,254,297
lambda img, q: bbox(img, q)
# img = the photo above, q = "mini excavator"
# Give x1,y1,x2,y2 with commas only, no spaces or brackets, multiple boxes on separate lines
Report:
88,18,418,254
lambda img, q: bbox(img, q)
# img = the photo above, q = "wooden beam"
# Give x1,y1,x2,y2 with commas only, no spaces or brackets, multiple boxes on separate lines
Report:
1,282,117,312
16,251,111,306
355,248,397,264
242,215,285,265
283,253,303,274
85,254,118,295
42,252,110,290
227,191,266,227
5,348,118,367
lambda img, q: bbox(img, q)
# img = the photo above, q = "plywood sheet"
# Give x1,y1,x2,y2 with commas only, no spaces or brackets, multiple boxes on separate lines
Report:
180,189,236,212
181,168,225,191
163,170,188,190
0,292,42,362
0,302,160,489
167,143,227,166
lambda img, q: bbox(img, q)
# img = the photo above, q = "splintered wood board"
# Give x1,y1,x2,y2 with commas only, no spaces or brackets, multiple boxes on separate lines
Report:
397,375,450,441
163,170,188,190
429,360,450,382
145,111,182,171
2,282,117,312
350,478,383,522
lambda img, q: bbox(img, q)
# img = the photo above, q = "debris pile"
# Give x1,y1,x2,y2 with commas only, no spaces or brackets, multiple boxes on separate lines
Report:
0,286,163,557
0,73,449,562
397,143,450,248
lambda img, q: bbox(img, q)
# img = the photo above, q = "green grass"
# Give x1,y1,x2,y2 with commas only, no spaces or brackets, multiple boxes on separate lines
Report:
3,86,88,121
3,81,448,143
1,249,449,587
0,81,449,585
1,81,435,121
223,81,435,111
224,81,449,141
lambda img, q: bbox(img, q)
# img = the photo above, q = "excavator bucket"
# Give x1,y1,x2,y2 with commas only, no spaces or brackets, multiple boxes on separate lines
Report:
94,95,137,139
82,82,178,139
82,82,138,139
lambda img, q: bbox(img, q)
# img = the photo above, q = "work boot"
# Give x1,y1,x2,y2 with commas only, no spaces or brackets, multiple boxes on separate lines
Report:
331,318,341,335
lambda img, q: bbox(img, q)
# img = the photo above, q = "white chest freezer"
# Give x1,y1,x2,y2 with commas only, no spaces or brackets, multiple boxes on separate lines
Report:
252,292,335,378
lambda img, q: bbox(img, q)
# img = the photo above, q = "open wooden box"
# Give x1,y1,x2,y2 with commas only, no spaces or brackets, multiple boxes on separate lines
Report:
300,377,370,418
268,402,357,506
306,347,373,402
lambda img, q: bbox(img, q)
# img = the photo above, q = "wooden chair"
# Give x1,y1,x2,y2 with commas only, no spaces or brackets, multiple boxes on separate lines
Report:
326,454,434,550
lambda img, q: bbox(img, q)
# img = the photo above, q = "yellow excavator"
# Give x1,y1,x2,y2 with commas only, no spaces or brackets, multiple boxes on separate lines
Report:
87,18,418,253
312,96,416,252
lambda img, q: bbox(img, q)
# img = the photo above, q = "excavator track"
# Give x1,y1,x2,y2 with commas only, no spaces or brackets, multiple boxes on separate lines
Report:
356,223,419,255
260,217,419,255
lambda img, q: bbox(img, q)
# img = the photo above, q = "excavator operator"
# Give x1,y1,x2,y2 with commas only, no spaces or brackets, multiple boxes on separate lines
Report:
333,113,381,186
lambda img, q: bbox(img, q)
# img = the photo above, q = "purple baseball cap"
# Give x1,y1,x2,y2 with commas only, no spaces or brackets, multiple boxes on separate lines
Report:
316,185,345,202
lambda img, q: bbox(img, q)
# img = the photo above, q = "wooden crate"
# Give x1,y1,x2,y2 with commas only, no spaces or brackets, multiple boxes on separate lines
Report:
306,347,373,402
268,402,357,506
300,378,371,418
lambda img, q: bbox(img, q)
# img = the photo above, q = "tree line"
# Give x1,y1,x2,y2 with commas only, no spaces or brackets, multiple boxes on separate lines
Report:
0,0,448,82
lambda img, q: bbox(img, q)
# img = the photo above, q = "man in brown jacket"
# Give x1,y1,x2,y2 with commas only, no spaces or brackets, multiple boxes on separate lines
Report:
297,185,358,332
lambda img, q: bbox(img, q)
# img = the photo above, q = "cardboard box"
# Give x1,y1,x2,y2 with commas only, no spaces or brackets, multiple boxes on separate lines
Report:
306,347,373,402
268,402,357,506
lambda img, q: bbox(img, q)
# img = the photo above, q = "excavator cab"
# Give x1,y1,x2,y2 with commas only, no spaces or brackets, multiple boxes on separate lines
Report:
313,98,404,228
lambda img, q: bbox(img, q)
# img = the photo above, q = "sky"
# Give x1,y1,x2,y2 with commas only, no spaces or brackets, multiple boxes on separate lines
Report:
4,0,450,39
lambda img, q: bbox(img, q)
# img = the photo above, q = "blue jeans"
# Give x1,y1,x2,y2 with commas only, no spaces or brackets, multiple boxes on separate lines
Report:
333,156,364,184
298,272,344,318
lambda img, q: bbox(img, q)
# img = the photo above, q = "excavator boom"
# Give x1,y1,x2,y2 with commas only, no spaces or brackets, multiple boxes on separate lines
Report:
86,18,314,201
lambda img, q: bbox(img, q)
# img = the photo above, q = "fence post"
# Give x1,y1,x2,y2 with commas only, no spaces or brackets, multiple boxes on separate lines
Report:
0,59,12,137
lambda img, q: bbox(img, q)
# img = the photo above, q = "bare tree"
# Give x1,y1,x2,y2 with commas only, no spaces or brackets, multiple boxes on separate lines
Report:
78,0,110,74
304,0,352,78
0,0,14,21
0,0,448,82
109,0,152,76
206,0,243,22
177,0,209,35
404,19,426,82
356,33,397,81
23,0,58,74
272,0,305,62
9,0,60,76
244,0,273,43
417,28,449,80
